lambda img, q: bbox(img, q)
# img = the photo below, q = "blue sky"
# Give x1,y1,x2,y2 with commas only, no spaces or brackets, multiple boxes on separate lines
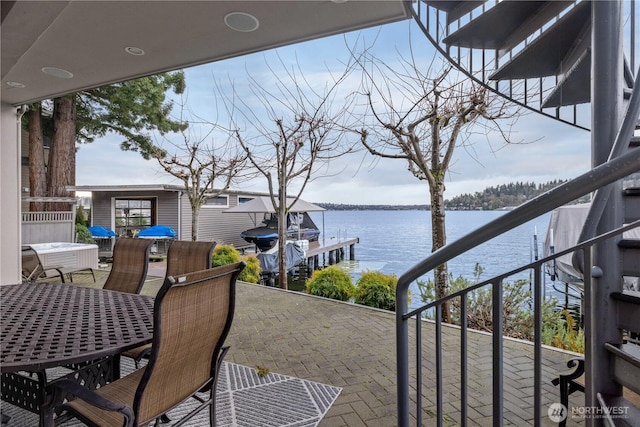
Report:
76,20,590,205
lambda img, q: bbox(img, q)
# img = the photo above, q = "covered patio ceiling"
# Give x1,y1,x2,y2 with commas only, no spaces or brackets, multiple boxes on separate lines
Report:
1,0,410,106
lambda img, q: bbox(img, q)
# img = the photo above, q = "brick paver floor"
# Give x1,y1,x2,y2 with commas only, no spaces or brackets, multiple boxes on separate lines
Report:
36,265,587,426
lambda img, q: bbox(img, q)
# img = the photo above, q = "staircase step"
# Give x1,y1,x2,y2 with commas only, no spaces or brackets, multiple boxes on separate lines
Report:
612,292,640,332
605,343,640,396
597,393,640,426
620,242,640,277
542,48,591,108
625,188,640,197
630,135,640,147
620,239,640,249
422,0,487,25
442,1,571,53
489,1,590,80
623,188,640,223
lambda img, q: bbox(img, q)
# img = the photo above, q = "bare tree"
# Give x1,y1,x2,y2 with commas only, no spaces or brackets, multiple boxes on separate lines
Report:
353,45,519,321
152,102,251,241
221,55,355,289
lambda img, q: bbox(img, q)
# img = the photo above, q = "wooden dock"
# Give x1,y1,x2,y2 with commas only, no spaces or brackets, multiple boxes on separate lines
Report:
304,237,359,272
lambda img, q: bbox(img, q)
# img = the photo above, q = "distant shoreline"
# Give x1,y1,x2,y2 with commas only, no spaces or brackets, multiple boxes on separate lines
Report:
314,203,518,211
315,203,430,211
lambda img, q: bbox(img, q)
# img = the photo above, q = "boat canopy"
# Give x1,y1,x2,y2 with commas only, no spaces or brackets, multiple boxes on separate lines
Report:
223,196,325,213
544,204,590,284
545,203,640,286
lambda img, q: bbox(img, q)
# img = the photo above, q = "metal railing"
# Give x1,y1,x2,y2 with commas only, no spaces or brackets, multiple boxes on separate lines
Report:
398,219,639,427
395,145,639,426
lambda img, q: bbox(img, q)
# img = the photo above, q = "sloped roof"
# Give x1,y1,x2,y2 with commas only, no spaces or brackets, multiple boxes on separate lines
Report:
224,196,324,213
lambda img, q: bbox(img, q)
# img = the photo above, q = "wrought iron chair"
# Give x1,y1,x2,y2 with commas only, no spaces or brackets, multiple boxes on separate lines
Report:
102,238,154,294
47,262,245,427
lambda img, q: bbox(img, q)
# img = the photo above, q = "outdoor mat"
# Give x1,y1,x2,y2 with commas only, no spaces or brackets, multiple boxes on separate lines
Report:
0,362,342,427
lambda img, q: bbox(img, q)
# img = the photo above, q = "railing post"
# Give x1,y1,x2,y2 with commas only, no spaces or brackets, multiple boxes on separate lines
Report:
492,280,504,426
534,266,542,426
460,293,468,427
416,314,423,427
396,280,410,427
435,305,443,427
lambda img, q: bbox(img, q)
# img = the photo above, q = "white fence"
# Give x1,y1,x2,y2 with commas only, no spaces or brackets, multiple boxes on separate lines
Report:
22,211,75,244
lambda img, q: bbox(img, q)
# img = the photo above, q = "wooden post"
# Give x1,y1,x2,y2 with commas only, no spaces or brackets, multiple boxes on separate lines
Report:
307,256,315,275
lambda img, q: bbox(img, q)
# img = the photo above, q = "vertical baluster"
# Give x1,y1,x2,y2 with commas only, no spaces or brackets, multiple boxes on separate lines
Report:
534,267,542,426
492,280,504,426
436,304,443,427
416,313,422,427
461,293,468,427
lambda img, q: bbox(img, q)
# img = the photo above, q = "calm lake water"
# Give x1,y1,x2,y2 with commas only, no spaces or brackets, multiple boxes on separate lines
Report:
308,210,577,310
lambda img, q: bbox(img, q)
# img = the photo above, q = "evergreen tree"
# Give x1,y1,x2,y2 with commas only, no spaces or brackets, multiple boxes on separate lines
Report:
26,72,187,210
444,179,569,210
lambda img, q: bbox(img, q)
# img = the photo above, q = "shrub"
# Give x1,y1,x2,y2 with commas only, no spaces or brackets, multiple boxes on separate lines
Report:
352,271,398,311
211,244,241,267
75,224,95,244
75,206,87,226
239,255,261,284
543,309,585,353
415,263,580,348
306,266,354,301
211,245,262,283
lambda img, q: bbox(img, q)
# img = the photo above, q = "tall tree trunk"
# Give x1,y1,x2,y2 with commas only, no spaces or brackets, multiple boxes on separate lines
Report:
277,182,288,290
28,105,47,212
191,202,200,241
430,180,450,322
47,96,76,212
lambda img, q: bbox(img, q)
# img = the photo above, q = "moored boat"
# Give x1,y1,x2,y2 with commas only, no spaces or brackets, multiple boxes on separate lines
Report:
241,212,320,251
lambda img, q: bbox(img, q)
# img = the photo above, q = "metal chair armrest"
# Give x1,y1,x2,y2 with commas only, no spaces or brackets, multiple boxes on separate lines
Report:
46,379,135,427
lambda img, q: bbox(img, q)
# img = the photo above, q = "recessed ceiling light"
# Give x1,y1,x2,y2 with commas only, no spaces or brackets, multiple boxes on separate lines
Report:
125,46,145,56
6,81,25,88
224,12,260,32
41,67,74,79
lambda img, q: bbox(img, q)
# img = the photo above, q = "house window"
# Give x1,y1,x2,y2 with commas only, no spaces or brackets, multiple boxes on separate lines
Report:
203,195,229,208
115,198,155,237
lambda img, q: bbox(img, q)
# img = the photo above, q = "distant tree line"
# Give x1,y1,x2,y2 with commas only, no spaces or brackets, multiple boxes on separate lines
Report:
315,203,430,211
315,180,585,211
444,179,573,210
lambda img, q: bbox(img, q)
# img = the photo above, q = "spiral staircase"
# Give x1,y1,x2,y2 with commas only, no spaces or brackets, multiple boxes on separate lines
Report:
396,1,640,426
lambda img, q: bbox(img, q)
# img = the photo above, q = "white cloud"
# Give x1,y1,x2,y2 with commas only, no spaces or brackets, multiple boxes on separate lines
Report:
76,21,592,205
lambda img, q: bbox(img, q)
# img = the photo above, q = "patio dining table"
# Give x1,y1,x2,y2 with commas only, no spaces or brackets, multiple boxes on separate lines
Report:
0,282,154,426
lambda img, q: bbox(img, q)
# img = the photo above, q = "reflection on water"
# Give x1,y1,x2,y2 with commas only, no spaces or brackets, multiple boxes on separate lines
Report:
335,260,387,275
